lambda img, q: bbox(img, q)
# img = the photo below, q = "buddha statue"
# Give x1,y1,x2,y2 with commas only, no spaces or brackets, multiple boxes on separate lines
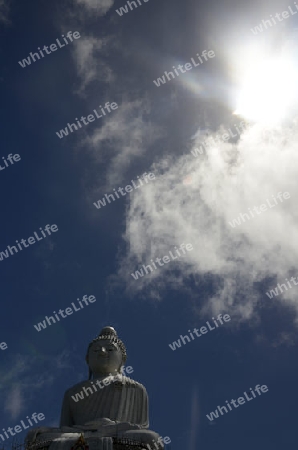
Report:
25,327,165,450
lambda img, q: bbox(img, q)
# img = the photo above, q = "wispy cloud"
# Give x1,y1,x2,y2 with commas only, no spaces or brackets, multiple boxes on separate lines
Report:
0,0,10,24
72,36,115,94
4,385,23,419
116,120,298,321
189,385,200,449
75,0,114,15
256,330,297,348
84,98,164,190
0,350,75,421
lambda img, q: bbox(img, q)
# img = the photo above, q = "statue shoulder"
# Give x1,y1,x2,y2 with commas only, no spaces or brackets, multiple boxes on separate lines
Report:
63,380,89,397
120,376,147,392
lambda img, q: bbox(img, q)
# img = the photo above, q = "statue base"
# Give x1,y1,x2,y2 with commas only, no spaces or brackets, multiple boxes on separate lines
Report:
25,434,162,450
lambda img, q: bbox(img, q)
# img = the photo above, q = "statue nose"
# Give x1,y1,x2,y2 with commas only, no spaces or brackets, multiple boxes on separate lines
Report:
98,347,107,354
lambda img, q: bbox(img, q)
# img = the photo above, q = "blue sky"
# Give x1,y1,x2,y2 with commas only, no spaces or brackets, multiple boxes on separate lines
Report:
0,0,298,449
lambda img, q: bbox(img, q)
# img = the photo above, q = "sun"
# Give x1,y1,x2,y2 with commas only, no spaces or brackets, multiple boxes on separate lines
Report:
233,57,298,124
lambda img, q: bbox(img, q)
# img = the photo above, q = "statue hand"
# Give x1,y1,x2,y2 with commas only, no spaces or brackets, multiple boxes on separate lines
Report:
96,419,116,426
75,419,117,430
114,422,141,430
99,421,141,433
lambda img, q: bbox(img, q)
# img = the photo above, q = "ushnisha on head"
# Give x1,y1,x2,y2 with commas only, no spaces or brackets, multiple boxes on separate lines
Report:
86,326,127,380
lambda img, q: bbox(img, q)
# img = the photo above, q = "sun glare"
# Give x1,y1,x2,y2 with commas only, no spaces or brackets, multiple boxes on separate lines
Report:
234,57,298,124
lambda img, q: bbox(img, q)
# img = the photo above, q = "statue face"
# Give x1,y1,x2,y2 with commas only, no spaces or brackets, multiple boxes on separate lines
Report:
87,339,123,377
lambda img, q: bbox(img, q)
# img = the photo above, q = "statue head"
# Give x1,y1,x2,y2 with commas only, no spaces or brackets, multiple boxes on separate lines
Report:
85,326,127,379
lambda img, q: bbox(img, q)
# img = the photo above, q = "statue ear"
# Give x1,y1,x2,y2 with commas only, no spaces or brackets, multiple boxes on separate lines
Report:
85,356,92,379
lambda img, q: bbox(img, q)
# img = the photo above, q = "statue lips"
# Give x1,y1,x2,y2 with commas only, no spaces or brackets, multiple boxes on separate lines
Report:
97,354,109,366
97,353,108,360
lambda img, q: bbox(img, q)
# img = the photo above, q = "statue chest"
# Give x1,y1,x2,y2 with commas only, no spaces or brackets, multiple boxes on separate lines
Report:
69,383,134,424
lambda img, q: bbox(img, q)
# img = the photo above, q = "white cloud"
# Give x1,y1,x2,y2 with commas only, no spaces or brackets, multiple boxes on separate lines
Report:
116,120,298,322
